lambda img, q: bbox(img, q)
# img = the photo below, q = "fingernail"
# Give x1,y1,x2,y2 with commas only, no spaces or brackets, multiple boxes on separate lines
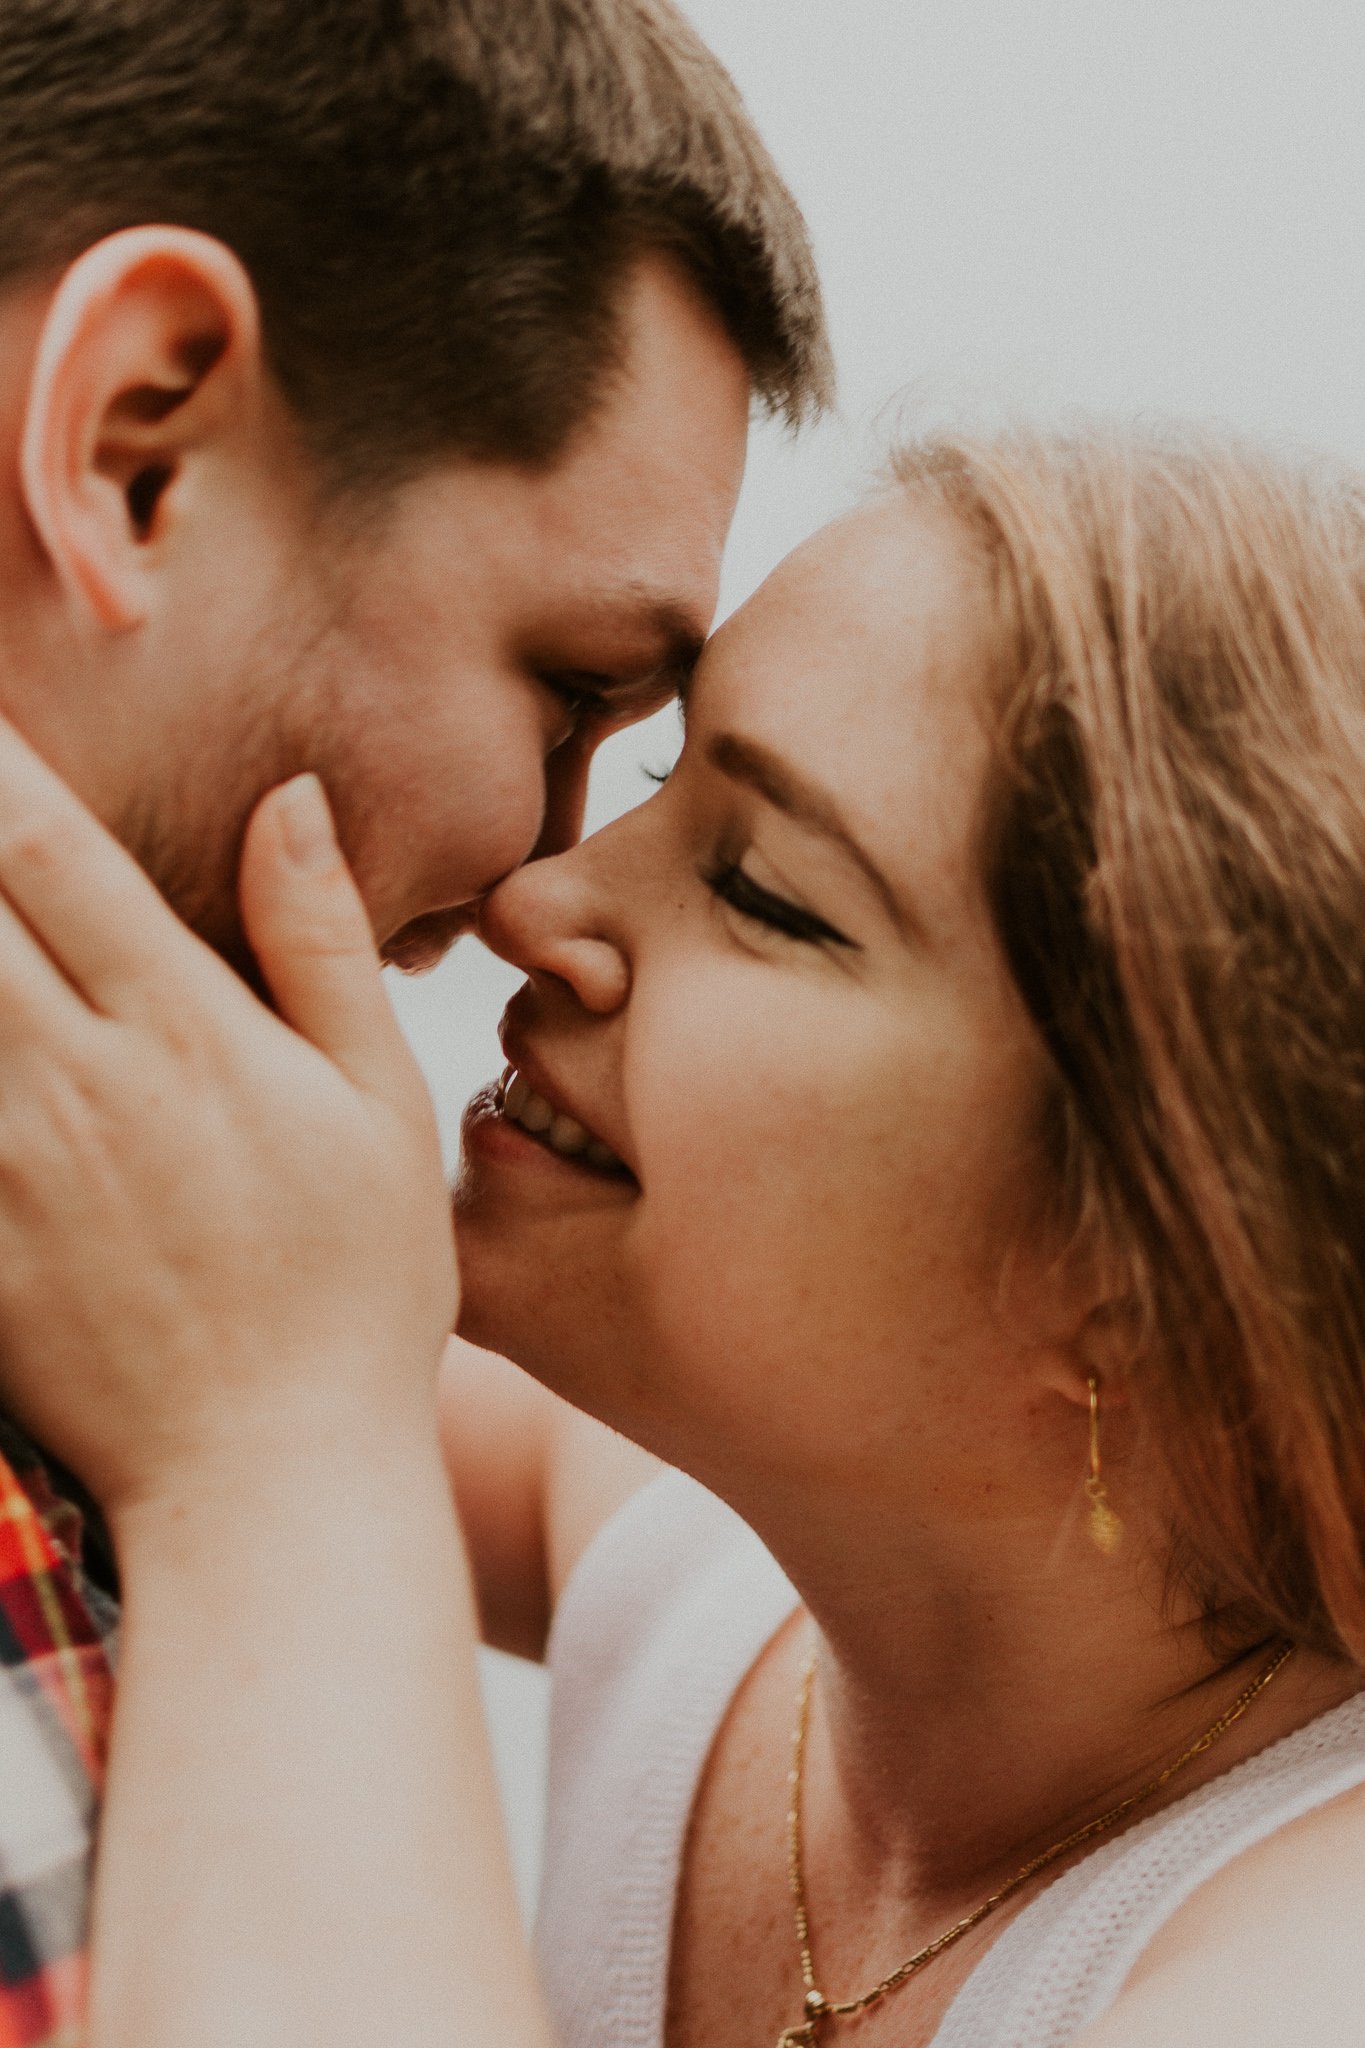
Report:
276,774,340,872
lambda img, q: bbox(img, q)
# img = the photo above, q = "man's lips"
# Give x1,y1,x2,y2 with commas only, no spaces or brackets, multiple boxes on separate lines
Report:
380,904,480,974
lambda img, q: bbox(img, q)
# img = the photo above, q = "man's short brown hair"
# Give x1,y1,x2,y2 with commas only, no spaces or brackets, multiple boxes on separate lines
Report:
0,0,831,486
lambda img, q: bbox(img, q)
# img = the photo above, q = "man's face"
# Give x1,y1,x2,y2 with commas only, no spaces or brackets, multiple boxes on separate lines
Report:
116,254,752,972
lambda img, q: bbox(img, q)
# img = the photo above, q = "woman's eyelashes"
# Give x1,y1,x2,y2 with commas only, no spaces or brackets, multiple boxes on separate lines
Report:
702,859,854,948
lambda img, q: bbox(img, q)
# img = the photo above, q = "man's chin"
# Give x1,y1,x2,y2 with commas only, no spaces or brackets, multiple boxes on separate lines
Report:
201,901,477,1007
381,905,479,974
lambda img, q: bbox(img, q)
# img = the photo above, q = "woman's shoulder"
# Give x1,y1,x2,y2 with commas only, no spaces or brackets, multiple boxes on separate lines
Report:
1076,1772,1365,2047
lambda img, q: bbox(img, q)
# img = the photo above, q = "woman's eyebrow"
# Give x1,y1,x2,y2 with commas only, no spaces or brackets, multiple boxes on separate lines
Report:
706,730,917,938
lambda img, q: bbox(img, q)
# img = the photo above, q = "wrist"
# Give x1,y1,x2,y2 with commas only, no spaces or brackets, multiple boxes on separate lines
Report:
107,1400,453,1580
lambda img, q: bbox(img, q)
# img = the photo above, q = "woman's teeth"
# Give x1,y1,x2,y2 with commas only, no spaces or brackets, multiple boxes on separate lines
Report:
499,1069,624,1172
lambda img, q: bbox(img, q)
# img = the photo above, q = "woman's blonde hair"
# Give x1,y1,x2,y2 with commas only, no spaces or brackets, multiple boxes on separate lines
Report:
894,426,1365,1661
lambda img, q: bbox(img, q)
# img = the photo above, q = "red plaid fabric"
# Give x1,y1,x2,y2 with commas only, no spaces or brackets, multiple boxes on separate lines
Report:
0,1432,116,2047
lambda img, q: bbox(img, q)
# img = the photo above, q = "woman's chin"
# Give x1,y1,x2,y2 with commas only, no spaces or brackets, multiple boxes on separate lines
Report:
453,1217,613,1400
455,1215,702,1475
450,1236,534,1360
451,1281,520,1360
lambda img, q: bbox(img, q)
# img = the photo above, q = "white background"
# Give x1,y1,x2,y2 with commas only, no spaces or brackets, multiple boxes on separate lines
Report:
387,0,1365,1913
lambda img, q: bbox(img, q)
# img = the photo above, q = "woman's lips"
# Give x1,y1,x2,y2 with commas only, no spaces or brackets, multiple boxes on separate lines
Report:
496,1066,628,1175
461,1080,639,1192
498,1021,638,1176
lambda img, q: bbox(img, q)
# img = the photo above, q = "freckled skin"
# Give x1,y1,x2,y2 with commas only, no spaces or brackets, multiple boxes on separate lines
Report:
457,498,1070,1526
454,499,1365,2048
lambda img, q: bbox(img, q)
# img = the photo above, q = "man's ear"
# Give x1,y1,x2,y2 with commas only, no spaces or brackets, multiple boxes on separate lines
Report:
19,227,264,632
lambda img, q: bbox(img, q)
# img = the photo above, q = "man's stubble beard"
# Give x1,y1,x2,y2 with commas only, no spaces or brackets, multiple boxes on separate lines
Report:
109,603,347,993
101,549,480,998
115,736,290,993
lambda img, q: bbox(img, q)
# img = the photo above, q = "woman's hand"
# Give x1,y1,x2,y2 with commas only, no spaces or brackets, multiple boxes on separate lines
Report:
0,719,456,1518
0,721,551,2048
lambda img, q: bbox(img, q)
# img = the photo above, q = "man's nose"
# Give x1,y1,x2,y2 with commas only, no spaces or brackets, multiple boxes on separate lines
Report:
529,733,594,864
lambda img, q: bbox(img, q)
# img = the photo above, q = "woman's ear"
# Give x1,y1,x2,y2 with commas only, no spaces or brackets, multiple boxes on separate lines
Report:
1038,1293,1143,1411
18,227,263,632
1016,1205,1141,1410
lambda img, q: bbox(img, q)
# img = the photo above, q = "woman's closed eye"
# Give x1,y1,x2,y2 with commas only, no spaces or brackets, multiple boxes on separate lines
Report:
702,859,854,948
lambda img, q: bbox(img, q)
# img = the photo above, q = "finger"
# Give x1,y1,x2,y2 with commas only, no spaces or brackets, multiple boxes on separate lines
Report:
238,776,428,1109
0,714,219,1015
0,885,94,1056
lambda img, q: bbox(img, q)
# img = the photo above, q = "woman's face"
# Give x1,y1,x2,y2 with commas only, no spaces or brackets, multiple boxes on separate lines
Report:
457,497,1070,1520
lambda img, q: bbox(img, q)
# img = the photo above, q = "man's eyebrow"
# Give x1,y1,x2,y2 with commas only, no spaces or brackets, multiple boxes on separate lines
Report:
707,730,915,936
649,617,705,697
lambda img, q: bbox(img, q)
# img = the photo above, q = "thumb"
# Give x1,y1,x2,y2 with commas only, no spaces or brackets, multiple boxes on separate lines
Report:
238,775,424,1110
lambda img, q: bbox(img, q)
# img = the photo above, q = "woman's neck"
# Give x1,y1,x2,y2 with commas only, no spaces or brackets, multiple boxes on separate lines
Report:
742,1481,1358,1928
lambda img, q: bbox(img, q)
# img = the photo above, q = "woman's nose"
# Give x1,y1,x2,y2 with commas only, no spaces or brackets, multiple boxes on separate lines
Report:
477,850,629,1015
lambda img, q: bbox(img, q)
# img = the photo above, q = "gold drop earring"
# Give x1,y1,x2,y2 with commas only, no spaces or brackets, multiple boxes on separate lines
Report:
1085,1373,1122,1554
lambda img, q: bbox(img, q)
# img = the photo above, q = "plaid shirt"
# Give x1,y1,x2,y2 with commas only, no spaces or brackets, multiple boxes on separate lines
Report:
0,1424,117,2047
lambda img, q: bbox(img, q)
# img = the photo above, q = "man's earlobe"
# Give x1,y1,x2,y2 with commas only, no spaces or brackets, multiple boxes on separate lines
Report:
18,227,263,632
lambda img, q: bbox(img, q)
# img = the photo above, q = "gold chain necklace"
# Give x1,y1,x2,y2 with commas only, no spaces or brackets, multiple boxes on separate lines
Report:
777,1637,1295,2048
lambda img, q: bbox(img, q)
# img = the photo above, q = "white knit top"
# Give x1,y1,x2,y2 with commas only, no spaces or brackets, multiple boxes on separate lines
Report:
535,1467,1365,2048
